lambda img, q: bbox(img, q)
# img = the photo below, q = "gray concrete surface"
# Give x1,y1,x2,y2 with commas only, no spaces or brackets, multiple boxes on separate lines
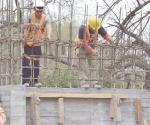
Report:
0,86,150,125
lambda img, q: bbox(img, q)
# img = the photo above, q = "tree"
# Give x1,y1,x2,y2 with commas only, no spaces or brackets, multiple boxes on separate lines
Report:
101,0,150,89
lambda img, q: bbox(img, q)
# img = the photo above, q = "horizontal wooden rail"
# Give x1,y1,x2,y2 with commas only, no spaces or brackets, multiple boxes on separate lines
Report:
26,92,128,99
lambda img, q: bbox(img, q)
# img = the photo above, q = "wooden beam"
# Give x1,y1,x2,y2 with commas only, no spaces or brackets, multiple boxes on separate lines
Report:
26,92,128,99
58,98,64,125
134,98,142,124
109,95,122,122
30,93,40,125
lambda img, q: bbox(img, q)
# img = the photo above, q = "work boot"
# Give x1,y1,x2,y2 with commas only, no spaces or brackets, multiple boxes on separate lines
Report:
93,84,101,89
90,81,101,89
35,83,42,88
81,83,90,89
23,83,30,87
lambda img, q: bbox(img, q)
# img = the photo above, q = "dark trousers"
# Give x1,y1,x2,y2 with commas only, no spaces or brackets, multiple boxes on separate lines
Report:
22,45,42,86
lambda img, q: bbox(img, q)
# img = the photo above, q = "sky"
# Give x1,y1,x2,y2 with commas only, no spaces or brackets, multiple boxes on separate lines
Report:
20,0,150,38
74,0,150,36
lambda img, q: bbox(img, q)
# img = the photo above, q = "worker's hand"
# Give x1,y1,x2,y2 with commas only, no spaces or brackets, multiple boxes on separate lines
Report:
74,38,82,46
104,33,113,42
77,41,82,46
107,35,113,42
26,42,33,46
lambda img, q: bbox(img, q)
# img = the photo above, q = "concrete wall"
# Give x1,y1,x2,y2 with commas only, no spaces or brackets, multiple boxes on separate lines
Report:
0,86,150,125
26,88,150,125
0,86,26,125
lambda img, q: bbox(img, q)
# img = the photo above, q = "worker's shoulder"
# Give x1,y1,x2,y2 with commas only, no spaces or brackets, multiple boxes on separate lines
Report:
44,15,50,24
79,25,86,32
79,25,86,29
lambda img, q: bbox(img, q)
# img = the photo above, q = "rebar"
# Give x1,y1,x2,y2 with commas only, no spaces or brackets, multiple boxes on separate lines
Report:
0,0,149,89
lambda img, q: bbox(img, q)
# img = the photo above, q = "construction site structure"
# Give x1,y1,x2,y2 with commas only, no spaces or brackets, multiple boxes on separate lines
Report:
0,0,150,125
0,0,148,89
0,86,150,125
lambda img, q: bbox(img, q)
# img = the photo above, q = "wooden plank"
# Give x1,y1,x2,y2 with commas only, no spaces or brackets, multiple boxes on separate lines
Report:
26,92,128,99
134,98,142,124
109,95,122,122
58,98,64,125
30,93,40,125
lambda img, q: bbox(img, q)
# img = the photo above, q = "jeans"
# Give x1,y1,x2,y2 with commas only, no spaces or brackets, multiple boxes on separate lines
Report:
22,45,41,86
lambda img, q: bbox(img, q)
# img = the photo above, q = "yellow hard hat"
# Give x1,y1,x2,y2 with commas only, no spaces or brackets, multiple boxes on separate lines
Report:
87,16,101,30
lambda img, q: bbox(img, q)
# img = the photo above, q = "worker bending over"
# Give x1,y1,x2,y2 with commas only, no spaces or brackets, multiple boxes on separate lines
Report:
75,16,112,87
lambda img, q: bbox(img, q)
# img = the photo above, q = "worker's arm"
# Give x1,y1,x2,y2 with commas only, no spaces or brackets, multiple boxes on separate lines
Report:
78,25,93,53
98,26,112,41
45,16,52,40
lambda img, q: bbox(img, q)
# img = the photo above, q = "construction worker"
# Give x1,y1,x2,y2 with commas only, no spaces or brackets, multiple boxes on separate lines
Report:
22,1,48,86
75,16,112,87
0,100,6,125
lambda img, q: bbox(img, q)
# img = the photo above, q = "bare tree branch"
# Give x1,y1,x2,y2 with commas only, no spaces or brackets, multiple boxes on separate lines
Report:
117,23,150,56
128,11,150,29
122,1,150,25
100,0,123,21
139,16,150,35
136,0,141,6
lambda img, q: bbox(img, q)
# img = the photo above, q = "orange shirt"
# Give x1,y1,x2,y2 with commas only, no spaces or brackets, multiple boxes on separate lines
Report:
25,12,46,46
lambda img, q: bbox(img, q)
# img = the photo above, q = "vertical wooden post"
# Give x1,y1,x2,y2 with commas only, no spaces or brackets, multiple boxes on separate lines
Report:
30,93,40,125
58,98,64,125
134,98,142,124
109,95,122,122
